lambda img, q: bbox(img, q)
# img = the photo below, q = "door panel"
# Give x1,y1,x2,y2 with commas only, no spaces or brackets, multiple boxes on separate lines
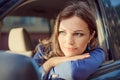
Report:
88,60,120,80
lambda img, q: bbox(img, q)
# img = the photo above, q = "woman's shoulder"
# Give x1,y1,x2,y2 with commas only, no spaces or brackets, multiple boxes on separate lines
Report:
90,47,105,58
34,39,52,55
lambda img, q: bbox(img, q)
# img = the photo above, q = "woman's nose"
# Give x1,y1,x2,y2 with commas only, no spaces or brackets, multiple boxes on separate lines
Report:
65,35,74,45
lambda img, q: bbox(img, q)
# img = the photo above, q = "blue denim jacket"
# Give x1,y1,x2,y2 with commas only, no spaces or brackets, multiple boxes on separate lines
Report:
33,45,105,80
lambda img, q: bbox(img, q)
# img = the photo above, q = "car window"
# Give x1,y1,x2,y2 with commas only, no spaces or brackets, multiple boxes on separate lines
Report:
102,0,120,60
0,16,51,50
2,16,49,32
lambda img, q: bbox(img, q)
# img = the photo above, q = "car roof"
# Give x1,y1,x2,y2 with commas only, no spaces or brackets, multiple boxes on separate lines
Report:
0,0,86,19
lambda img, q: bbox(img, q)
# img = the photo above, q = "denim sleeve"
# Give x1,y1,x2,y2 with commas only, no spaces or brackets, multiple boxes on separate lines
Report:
39,66,48,80
33,45,47,66
33,45,48,80
48,48,105,80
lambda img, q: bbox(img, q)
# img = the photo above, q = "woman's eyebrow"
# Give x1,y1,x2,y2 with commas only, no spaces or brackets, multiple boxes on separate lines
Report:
74,30,84,32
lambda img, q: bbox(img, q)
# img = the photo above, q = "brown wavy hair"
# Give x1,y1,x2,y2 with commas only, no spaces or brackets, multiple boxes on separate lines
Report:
36,1,98,59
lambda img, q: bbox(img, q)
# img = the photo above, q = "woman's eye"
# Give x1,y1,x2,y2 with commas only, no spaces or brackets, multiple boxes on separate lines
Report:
59,31,66,35
74,33,84,37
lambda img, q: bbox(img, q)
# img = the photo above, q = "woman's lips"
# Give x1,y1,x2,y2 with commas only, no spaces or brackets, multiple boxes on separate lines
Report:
66,47,77,51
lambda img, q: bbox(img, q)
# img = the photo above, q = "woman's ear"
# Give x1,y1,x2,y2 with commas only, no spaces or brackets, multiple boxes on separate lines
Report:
88,31,96,43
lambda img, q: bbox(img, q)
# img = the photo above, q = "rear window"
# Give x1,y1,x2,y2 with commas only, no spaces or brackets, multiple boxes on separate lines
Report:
2,16,49,33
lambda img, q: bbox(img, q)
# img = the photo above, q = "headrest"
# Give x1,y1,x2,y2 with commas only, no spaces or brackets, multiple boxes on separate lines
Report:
8,28,33,52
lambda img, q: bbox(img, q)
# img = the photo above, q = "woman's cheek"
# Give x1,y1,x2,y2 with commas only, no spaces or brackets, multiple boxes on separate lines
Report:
76,39,89,52
58,36,64,47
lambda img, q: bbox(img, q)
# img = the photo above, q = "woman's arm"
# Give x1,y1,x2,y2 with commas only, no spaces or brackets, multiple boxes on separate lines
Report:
42,53,90,74
33,46,105,80
48,48,105,80
33,45,90,80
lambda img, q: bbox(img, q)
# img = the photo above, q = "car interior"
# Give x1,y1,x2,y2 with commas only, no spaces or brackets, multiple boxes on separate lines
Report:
0,0,120,80
0,52,40,80
7,27,33,57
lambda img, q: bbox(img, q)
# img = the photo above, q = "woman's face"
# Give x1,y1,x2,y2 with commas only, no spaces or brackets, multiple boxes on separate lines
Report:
58,16,95,57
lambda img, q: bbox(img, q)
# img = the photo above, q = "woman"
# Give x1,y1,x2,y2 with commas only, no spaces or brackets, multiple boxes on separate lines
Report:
33,1,105,80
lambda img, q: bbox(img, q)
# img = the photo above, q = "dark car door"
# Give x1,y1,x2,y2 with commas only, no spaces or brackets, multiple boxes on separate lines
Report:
89,60,120,80
88,0,120,79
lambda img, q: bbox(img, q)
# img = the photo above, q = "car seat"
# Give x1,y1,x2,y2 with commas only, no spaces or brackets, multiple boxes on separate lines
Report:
7,27,33,57
0,52,40,80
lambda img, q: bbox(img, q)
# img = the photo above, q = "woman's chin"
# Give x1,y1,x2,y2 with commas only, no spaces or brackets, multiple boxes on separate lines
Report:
64,53,75,57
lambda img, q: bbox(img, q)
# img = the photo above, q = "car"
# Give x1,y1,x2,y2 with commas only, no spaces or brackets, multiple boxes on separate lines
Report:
0,0,120,79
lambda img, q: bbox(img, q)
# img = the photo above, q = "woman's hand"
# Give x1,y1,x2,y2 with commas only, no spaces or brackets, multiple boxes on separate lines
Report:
42,53,90,74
